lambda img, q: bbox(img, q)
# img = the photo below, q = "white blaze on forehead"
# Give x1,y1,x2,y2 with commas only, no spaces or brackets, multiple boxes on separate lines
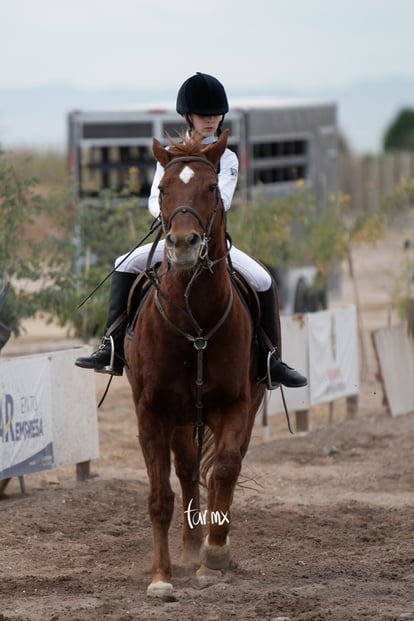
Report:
179,165,195,184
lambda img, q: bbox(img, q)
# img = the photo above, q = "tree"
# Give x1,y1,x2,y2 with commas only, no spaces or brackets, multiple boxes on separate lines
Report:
1,146,411,344
0,149,62,336
227,184,385,302
48,194,154,340
0,148,155,340
383,108,414,151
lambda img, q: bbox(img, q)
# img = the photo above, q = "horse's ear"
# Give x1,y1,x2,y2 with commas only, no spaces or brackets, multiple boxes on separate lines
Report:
203,129,229,168
152,138,173,168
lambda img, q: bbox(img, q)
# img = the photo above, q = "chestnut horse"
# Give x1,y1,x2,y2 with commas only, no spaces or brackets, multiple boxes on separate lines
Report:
124,130,265,596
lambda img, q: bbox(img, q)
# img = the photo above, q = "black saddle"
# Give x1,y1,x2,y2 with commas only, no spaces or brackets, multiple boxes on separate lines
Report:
126,266,260,337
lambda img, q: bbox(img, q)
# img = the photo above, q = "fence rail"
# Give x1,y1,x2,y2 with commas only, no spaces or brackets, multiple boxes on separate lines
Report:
340,150,414,212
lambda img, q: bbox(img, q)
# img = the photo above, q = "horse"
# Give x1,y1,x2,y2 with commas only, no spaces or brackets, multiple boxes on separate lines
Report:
124,129,266,597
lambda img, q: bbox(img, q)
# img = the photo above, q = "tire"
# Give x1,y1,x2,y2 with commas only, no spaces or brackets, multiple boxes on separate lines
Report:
307,287,328,312
293,279,309,313
294,279,327,313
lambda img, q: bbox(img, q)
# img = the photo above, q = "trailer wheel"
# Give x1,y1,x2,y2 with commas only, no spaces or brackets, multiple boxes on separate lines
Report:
293,279,309,313
294,279,327,313
307,287,328,312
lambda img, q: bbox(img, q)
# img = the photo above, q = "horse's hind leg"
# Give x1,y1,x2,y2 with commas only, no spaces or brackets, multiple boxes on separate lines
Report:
138,417,175,597
172,426,203,565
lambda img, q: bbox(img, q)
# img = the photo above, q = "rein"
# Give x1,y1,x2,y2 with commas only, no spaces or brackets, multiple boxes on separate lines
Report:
146,154,232,480
155,285,233,480
77,216,161,309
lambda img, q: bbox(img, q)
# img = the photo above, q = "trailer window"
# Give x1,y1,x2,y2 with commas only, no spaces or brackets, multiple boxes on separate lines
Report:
253,164,306,185
253,139,307,159
251,137,308,186
83,123,153,139
79,144,156,197
163,121,187,138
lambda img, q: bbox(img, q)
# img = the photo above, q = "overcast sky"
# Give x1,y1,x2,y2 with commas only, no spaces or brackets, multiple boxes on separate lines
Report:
1,0,413,93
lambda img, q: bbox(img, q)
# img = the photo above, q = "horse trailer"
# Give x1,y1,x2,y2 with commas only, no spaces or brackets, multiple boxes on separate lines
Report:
67,98,340,313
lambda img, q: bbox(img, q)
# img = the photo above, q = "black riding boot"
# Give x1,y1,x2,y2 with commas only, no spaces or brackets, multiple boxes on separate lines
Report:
257,287,308,389
75,271,137,376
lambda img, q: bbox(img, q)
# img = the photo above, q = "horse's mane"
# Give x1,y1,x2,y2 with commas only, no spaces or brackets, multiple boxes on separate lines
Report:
165,132,206,157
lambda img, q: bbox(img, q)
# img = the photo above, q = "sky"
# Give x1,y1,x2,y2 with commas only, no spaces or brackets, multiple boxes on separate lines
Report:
1,0,414,152
1,0,413,93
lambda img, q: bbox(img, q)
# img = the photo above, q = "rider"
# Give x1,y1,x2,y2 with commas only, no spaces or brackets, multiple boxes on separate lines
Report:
75,72,307,390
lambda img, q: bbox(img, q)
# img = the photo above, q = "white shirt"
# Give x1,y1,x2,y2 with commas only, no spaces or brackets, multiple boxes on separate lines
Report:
117,136,271,290
148,136,239,218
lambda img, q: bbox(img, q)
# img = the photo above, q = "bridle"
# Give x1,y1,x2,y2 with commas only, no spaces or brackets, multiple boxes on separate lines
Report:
145,154,234,480
146,154,232,337
159,156,224,269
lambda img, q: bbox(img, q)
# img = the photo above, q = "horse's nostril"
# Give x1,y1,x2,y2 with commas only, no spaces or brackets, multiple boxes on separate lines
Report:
188,233,201,247
166,233,175,247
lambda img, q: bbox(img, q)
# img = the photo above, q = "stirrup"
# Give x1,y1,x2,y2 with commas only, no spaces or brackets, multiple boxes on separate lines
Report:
266,348,280,390
95,335,116,374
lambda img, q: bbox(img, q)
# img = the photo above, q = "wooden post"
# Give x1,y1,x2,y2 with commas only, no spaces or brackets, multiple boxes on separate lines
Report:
346,394,359,419
76,461,91,481
407,298,414,340
0,478,11,496
295,409,309,433
0,477,26,496
328,402,334,425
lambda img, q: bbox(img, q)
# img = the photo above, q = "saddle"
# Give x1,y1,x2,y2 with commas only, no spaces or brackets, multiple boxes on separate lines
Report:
228,269,260,331
126,265,261,337
126,269,156,337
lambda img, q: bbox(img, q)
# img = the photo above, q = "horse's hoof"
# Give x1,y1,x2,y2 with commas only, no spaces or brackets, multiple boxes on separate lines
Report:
200,535,231,570
195,564,223,589
147,580,173,597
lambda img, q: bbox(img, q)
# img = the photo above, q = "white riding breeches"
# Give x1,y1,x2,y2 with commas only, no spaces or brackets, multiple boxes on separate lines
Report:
114,241,272,292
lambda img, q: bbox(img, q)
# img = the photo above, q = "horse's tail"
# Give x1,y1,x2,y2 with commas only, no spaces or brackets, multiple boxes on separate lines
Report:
199,424,259,491
199,426,215,487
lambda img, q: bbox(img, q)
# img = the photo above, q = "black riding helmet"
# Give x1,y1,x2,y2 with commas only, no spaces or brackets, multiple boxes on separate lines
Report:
176,73,229,135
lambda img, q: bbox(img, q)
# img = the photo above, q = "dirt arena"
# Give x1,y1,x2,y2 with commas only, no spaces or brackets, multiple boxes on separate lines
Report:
1,217,414,621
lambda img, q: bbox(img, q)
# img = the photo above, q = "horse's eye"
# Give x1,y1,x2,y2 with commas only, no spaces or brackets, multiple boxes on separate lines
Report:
158,186,165,195
209,183,218,192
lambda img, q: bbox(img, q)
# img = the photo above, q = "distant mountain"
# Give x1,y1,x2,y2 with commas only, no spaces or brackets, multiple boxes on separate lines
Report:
1,78,413,153
0,83,174,151
238,77,414,153
331,77,414,152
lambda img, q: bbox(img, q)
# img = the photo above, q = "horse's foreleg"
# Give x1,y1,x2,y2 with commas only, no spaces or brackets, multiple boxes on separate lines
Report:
139,422,175,597
199,446,239,571
172,426,203,565
201,410,254,572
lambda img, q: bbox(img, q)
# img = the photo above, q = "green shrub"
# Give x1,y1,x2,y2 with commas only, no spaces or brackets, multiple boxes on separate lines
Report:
0,148,155,340
383,108,414,151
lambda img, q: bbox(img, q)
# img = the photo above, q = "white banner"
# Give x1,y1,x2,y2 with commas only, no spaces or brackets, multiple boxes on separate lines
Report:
308,306,359,405
0,356,55,478
267,314,310,414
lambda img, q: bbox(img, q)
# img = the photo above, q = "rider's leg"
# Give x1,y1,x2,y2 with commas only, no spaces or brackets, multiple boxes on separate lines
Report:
229,247,307,389
257,284,307,389
75,271,137,375
75,241,165,375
